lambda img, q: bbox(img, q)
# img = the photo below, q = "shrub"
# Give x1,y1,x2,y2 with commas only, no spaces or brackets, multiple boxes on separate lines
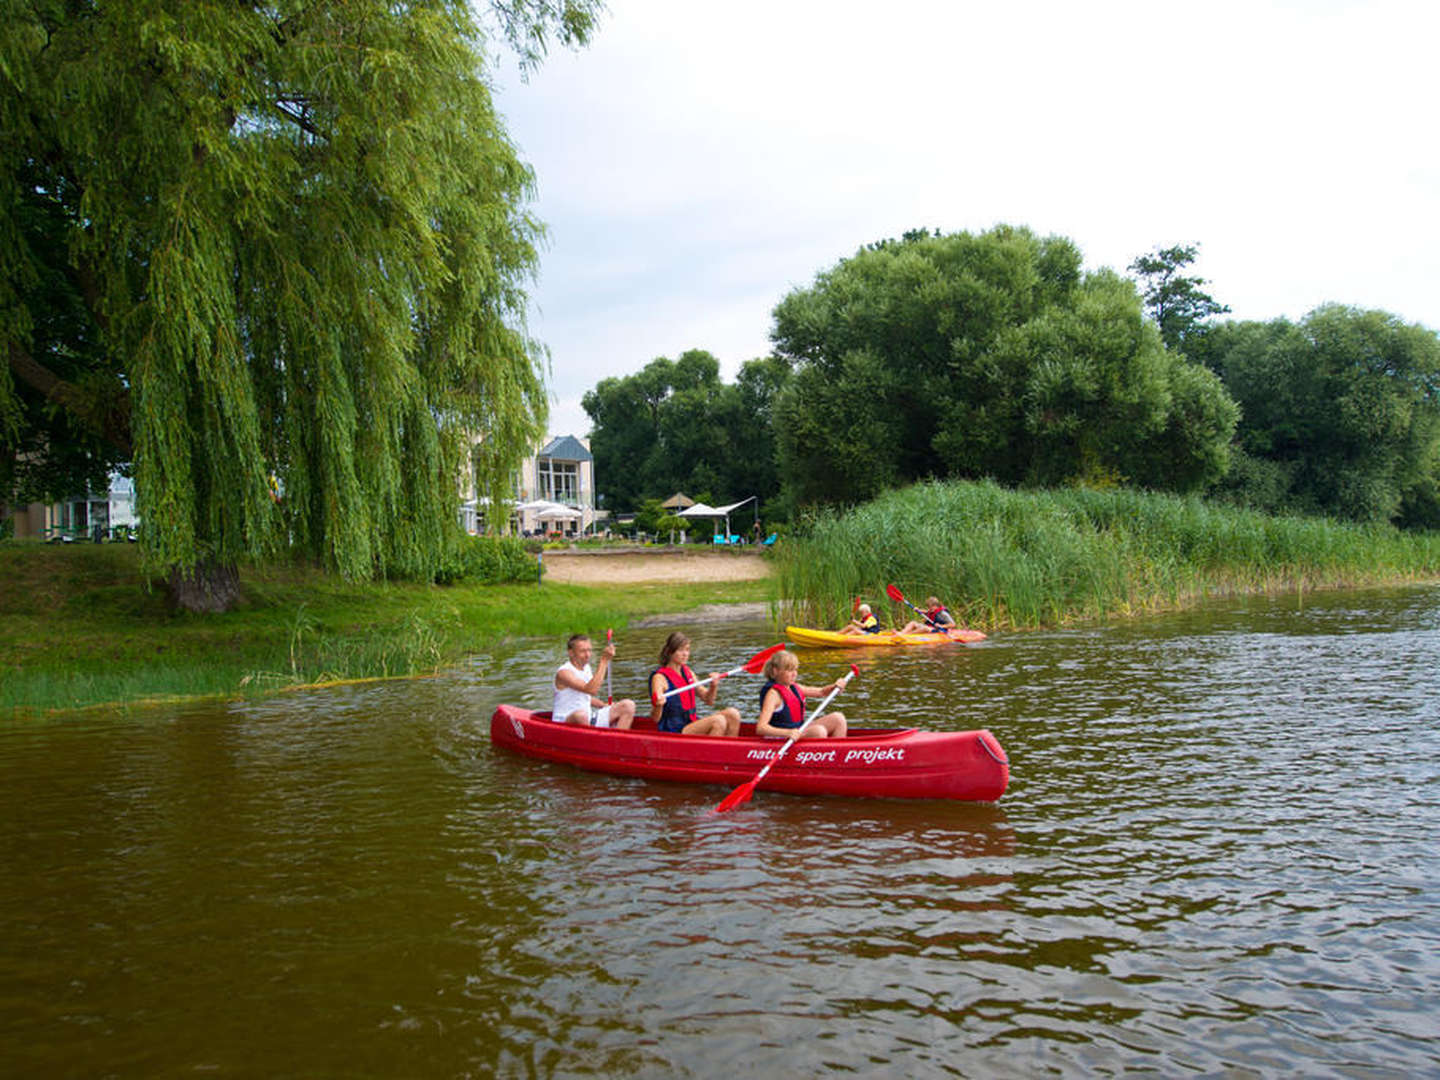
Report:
433,535,536,585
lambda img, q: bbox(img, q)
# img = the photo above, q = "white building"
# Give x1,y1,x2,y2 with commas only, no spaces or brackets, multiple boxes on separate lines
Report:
459,434,606,538
4,471,137,541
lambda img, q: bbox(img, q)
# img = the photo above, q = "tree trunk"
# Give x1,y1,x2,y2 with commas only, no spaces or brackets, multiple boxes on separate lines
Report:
167,561,241,614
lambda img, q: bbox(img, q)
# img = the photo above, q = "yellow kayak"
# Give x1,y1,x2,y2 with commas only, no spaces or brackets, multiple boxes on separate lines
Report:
785,625,987,648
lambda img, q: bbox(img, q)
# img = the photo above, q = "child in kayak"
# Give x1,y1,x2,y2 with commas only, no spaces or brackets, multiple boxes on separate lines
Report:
838,603,882,635
756,650,848,739
649,632,742,736
897,596,957,635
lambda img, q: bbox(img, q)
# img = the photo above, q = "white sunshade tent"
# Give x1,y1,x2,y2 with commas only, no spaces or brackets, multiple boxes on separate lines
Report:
677,496,756,539
675,501,719,518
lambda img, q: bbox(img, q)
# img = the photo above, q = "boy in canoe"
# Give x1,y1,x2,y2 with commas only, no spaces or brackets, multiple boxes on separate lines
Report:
552,633,637,728
897,596,957,635
649,632,742,736
838,603,882,635
756,650,848,739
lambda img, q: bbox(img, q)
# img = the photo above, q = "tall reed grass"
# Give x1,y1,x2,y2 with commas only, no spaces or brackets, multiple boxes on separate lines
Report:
776,479,1440,630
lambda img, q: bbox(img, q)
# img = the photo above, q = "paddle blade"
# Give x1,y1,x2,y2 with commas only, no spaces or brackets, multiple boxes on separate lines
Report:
885,583,906,604
741,643,786,674
714,779,757,813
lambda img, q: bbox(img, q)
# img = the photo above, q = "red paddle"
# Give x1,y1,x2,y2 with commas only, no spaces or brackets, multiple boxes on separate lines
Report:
657,643,786,702
713,664,858,813
886,583,940,629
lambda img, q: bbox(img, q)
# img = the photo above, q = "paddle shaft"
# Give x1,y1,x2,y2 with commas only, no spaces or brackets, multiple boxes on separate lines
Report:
605,629,613,704
658,664,742,700
657,644,784,700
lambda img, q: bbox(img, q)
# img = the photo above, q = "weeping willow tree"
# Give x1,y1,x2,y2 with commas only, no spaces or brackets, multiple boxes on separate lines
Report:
1,0,600,609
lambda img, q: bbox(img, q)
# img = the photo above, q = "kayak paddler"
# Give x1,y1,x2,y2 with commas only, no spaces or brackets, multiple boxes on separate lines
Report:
896,596,957,635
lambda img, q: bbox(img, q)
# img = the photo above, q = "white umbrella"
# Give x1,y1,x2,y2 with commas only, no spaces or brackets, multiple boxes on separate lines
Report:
536,505,582,521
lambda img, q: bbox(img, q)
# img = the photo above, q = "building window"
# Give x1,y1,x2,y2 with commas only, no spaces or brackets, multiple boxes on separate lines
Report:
539,458,579,504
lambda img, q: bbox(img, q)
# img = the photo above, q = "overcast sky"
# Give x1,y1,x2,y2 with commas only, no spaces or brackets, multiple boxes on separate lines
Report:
489,0,1439,439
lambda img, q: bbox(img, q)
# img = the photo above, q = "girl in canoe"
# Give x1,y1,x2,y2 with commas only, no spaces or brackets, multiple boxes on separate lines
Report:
756,650,848,739
649,632,742,736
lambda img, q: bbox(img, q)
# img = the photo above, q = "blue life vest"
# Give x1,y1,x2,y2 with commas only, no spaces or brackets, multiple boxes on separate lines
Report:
758,680,806,729
654,665,697,733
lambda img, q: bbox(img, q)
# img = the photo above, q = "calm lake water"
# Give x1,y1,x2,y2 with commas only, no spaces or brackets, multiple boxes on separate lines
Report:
3,587,1438,1077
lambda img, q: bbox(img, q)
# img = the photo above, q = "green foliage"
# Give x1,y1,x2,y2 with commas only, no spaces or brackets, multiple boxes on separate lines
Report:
770,226,1237,504
776,479,1440,631
0,149,127,505
484,0,605,73
432,535,537,585
583,350,786,511
1128,244,1231,351
0,0,585,598
0,541,774,715
631,498,688,538
1195,305,1440,526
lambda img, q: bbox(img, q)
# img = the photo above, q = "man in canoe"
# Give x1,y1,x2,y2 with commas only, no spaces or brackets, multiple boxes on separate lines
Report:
649,632,742,736
552,633,637,728
755,650,847,739
896,596,958,635
837,602,882,636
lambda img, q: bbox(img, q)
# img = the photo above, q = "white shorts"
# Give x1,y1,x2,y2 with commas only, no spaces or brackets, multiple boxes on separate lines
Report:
553,705,612,727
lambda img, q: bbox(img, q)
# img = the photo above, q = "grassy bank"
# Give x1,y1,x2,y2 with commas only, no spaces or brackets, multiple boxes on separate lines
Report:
0,544,773,718
12,482,1439,716
778,479,1440,630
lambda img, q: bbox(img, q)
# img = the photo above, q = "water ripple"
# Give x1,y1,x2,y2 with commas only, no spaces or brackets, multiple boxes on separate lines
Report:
2,589,1438,1076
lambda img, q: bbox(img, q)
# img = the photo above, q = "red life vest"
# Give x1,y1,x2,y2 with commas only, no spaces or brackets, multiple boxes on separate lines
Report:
654,665,698,723
759,680,806,729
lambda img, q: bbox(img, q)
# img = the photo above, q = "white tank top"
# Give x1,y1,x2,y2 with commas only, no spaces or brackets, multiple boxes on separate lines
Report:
551,660,593,722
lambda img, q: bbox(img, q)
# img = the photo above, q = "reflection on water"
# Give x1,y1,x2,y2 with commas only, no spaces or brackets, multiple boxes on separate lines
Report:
1,586,1437,1076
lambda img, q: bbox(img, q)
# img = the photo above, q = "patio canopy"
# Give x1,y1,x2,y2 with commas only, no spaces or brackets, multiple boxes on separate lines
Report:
676,496,756,537
675,501,719,518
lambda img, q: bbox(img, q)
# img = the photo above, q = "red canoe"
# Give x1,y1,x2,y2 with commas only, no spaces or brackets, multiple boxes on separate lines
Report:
490,705,1009,802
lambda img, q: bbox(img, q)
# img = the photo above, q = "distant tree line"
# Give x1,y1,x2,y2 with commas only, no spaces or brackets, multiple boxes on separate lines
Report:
584,226,1440,531
582,349,787,521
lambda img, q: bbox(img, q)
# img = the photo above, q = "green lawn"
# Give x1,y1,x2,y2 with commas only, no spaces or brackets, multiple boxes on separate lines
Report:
0,543,774,717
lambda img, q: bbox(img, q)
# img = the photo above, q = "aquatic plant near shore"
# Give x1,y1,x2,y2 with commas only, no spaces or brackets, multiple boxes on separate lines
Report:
777,480,1440,630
